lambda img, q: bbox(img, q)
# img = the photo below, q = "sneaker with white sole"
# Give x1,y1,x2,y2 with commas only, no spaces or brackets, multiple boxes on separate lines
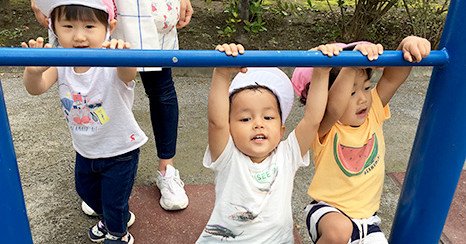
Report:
89,220,107,243
155,164,189,210
82,201,99,217
104,232,134,244
88,212,135,243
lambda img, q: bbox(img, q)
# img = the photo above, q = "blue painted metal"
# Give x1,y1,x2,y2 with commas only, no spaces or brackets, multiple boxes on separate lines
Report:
0,48,448,67
389,0,466,243
0,1,463,242
0,78,33,243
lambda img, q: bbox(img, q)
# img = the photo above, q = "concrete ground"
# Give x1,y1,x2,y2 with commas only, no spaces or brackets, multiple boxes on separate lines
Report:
1,66,463,243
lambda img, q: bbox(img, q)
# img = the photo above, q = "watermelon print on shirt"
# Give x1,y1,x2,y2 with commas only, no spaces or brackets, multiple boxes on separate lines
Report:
334,133,378,177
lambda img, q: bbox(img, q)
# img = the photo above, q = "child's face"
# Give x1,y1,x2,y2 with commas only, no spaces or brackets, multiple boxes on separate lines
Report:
229,88,286,163
339,70,373,127
53,14,108,49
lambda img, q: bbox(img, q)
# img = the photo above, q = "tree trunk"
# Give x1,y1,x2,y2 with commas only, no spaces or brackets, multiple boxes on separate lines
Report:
342,0,396,41
0,0,11,26
238,0,249,21
235,0,250,44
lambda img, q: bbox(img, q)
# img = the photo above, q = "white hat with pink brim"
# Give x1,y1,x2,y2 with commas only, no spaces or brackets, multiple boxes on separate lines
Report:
35,0,115,20
229,67,294,125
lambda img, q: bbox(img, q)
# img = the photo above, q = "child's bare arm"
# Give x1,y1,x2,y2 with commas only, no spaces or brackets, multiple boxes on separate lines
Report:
102,39,137,85
377,36,431,107
295,45,338,156
317,67,357,136
318,43,383,138
208,44,246,161
22,37,58,95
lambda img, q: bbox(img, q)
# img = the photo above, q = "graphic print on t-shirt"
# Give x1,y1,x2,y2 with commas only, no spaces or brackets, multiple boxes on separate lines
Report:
228,203,259,222
333,133,379,177
59,84,108,133
252,162,277,192
203,224,243,241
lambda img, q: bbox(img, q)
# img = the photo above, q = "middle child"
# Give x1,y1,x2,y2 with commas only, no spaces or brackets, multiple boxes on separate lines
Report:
197,43,332,243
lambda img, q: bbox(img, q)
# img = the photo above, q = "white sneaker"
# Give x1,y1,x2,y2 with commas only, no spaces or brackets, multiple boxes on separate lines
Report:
105,232,134,244
82,201,136,227
82,201,98,217
127,211,135,227
155,164,189,210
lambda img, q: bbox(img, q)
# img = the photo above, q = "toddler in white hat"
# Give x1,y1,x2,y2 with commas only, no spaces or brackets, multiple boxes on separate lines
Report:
196,43,328,243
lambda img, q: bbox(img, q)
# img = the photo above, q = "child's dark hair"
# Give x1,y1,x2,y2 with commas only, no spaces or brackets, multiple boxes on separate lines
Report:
229,84,282,121
50,5,109,31
299,45,373,104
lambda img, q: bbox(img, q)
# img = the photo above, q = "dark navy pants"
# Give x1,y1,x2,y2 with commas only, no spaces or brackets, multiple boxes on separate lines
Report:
140,68,179,160
75,148,140,237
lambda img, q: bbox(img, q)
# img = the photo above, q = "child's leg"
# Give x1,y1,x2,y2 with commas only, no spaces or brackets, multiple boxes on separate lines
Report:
101,148,140,237
305,201,388,244
304,202,352,244
75,152,103,216
317,212,353,244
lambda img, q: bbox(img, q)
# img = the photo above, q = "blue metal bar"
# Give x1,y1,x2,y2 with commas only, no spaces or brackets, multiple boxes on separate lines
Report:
389,0,466,243
0,48,448,67
0,78,33,243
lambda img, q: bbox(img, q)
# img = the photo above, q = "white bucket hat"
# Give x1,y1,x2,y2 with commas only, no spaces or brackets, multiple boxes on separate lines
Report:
35,0,115,20
229,67,294,125
35,0,116,45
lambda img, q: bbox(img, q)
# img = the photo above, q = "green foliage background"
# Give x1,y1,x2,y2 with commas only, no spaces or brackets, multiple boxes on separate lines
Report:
0,0,448,49
209,0,448,48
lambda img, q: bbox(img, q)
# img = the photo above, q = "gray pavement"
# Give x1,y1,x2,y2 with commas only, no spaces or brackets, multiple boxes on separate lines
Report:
1,66,455,243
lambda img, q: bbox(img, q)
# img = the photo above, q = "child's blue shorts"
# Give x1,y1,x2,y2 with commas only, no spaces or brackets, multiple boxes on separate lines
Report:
304,201,388,244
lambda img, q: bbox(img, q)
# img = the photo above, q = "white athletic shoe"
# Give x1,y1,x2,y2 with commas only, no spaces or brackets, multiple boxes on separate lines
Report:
155,165,189,210
105,232,134,244
82,201,99,217
83,201,136,226
127,211,135,227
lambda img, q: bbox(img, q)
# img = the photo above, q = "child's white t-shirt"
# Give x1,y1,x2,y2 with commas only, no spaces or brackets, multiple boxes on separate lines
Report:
197,130,309,243
57,66,147,159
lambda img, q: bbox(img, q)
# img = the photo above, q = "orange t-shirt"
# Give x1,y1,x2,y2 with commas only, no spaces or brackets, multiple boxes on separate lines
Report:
308,88,390,219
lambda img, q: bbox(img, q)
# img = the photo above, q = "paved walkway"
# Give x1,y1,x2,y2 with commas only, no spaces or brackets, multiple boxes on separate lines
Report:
129,185,303,243
2,66,464,243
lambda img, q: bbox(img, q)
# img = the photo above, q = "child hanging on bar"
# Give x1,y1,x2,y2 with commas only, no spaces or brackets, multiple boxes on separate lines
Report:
22,0,147,243
292,36,430,243
197,43,328,243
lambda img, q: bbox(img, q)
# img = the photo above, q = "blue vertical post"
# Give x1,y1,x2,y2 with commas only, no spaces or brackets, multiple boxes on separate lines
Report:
389,0,466,243
0,79,33,243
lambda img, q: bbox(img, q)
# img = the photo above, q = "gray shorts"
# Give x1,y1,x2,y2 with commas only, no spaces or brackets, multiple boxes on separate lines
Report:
304,201,388,244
